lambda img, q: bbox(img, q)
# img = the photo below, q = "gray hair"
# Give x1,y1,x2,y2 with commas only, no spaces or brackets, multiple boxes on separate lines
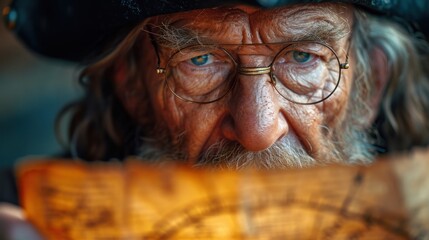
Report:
349,9,429,154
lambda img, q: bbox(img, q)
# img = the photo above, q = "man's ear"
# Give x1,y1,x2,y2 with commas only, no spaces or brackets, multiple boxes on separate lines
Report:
113,60,130,100
113,60,141,121
113,60,127,87
368,46,389,123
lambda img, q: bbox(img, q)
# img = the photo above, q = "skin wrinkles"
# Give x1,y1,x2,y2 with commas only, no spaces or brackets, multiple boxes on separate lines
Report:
256,4,351,45
154,4,351,49
322,63,353,128
318,47,355,129
273,93,322,155
138,4,355,165
153,8,251,50
185,104,223,160
153,4,353,138
137,32,184,145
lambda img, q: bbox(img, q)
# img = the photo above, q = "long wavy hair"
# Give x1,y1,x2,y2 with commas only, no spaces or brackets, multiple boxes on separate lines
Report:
351,10,429,152
56,9,429,161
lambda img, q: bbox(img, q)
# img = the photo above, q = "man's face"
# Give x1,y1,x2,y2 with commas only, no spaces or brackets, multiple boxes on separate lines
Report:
121,3,360,168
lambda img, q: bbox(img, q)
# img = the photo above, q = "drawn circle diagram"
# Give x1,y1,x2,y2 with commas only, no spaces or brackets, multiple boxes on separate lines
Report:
20,159,428,240
146,172,410,240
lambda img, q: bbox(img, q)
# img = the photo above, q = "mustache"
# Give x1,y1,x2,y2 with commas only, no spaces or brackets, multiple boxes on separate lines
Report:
137,119,375,169
137,133,320,169
194,137,323,169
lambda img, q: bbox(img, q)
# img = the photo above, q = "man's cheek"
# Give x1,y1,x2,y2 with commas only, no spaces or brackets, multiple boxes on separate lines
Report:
158,91,185,131
322,88,350,128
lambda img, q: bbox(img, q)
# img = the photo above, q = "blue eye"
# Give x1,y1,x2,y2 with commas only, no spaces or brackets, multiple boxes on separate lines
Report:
191,54,210,66
292,51,312,63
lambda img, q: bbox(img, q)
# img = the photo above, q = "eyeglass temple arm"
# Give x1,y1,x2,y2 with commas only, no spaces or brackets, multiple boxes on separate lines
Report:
340,40,351,69
146,26,165,74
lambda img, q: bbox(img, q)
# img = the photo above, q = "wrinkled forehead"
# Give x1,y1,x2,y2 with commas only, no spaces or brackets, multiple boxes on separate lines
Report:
148,3,354,46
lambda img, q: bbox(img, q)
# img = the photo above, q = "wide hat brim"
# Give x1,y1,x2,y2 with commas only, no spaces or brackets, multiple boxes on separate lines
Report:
3,0,429,62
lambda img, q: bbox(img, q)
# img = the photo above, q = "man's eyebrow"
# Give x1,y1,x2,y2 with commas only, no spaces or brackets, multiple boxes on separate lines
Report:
283,21,350,44
273,6,351,44
147,22,207,50
282,24,349,46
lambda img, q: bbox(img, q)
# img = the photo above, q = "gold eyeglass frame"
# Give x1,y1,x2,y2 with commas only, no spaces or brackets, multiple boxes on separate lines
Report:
154,41,350,105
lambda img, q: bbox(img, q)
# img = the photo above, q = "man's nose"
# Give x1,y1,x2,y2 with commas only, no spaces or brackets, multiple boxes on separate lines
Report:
221,71,289,152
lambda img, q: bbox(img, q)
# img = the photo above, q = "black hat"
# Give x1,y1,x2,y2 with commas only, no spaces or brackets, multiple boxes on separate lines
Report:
2,0,428,62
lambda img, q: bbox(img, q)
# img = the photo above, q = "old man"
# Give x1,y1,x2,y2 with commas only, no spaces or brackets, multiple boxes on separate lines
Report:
1,0,429,238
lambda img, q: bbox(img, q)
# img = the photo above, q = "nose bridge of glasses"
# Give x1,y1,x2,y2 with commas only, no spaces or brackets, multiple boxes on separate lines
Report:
234,52,272,72
231,52,273,78
238,66,271,75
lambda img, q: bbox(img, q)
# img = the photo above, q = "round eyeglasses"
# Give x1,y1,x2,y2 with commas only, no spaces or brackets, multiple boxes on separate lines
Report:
156,42,349,104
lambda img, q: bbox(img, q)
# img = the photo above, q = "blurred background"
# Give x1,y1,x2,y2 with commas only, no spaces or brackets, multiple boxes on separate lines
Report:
0,0,81,168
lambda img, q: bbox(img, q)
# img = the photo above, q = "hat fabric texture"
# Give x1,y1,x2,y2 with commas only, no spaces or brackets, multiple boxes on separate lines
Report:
3,0,429,61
